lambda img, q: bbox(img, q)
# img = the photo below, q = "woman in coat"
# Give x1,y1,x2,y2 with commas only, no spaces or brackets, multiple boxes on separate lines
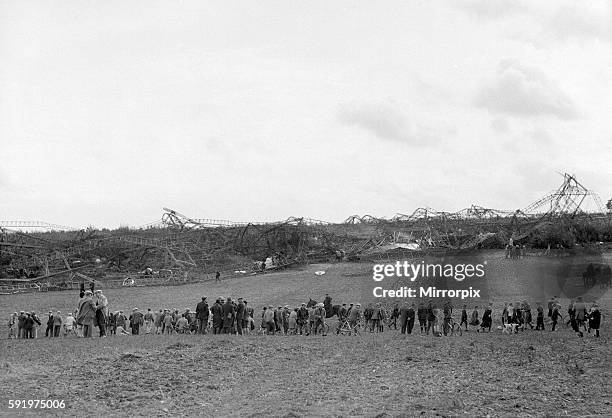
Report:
77,290,97,338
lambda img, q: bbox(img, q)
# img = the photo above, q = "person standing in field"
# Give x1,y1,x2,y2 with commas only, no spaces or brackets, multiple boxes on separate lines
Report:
426,301,436,335
460,304,468,330
236,298,245,335
30,312,41,338
551,303,562,332
587,304,601,338
406,303,416,334
389,303,399,330
469,306,480,331
274,306,284,335
535,303,545,330
77,290,96,338
574,297,587,331
263,305,275,334
130,308,144,335
282,306,290,334
480,304,492,333
154,309,163,334
312,303,326,336
297,303,309,335
547,297,555,319
523,302,533,330
398,302,408,334
196,297,209,334
17,311,26,339
23,313,35,339
501,303,509,327
417,302,427,334
215,271,220,282
347,303,362,334
163,310,174,334
53,311,63,337
7,312,17,339
144,309,154,334
94,289,108,337
222,297,235,334
363,304,373,332
45,311,54,338
244,301,254,334
212,299,223,334
288,308,298,335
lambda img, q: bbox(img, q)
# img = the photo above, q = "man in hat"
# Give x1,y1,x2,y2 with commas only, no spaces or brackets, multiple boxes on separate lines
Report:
17,311,26,339
45,311,54,338
130,308,144,335
94,289,108,337
196,297,209,334
144,308,154,334
222,297,235,334
211,299,223,334
297,303,309,335
312,302,326,336
77,290,96,338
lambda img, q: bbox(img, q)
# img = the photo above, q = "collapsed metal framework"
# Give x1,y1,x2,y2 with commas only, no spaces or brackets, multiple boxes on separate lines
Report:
1,173,609,291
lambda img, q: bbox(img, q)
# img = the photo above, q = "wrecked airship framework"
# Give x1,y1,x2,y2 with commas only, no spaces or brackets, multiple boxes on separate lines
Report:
0,173,610,293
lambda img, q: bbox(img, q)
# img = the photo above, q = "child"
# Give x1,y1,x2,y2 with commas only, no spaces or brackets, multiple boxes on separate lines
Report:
63,313,77,337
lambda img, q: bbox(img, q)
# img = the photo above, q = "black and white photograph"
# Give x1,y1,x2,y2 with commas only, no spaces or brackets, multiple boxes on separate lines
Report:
1,1,611,417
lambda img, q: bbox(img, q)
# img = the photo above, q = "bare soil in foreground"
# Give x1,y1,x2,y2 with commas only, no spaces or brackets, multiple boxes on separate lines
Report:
1,257,611,417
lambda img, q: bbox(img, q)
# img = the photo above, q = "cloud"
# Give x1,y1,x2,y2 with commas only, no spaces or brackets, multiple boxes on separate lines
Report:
451,0,527,20
547,5,612,44
490,118,509,134
474,60,579,120
337,102,441,146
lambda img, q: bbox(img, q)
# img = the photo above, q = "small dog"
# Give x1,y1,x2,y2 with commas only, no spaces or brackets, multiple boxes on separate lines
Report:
502,323,518,334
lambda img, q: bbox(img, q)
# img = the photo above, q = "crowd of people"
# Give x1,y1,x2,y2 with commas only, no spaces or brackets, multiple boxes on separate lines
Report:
6,288,603,339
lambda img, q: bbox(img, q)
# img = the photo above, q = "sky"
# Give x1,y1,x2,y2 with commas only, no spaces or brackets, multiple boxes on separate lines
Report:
1,0,611,228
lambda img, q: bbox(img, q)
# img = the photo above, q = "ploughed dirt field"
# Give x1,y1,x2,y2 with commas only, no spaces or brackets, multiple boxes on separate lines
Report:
1,254,611,417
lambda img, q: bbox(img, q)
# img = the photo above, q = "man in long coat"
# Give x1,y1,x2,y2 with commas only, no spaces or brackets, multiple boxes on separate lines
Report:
222,297,235,334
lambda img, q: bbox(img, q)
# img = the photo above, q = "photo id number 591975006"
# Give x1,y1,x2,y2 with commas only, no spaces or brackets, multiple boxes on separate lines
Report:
8,400,66,409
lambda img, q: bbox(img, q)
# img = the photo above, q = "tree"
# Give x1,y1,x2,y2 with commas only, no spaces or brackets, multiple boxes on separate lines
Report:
607,198,612,212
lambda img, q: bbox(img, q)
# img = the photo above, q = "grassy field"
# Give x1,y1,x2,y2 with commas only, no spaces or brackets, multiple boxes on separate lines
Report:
1,254,611,417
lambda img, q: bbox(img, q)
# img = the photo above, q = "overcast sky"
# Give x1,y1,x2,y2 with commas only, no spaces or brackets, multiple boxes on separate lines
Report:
1,0,611,228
